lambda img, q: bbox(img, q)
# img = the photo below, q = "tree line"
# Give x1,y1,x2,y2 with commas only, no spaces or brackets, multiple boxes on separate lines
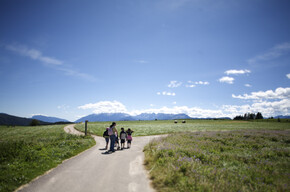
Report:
233,112,263,120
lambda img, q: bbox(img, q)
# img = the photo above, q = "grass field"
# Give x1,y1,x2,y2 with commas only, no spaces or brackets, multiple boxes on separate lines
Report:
144,130,290,192
1,120,289,192
0,125,95,192
75,119,290,137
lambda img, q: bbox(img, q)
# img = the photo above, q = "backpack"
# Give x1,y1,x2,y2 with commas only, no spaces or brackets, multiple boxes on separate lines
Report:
103,130,109,137
108,127,114,136
120,131,127,140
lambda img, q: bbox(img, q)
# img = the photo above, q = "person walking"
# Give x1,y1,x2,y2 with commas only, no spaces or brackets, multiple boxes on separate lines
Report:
103,127,109,150
126,128,134,149
120,128,127,150
108,122,117,152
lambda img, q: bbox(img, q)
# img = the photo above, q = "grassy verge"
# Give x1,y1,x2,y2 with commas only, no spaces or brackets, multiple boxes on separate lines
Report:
144,130,290,192
0,125,95,192
75,120,290,136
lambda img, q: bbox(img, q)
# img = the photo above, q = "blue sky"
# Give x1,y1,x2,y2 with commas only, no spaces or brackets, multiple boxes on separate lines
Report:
0,0,289,121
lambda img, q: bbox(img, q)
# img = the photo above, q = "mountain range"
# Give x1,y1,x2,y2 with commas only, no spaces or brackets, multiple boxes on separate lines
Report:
31,115,70,123
75,113,193,122
0,113,50,126
1,113,289,126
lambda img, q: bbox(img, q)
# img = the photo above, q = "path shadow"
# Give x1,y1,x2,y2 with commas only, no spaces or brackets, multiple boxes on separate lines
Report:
99,148,107,151
100,148,129,155
101,151,113,155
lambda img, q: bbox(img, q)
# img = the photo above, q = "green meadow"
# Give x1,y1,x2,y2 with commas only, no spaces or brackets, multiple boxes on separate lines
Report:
144,130,290,192
1,120,289,192
75,119,290,136
0,125,95,192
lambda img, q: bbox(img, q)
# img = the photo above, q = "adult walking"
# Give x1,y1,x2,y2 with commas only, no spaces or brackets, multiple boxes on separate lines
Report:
108,122,118,152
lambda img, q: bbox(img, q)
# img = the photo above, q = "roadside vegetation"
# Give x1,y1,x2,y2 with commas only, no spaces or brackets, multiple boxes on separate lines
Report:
144,130,290,192
0,125,95,192
75,119,290,136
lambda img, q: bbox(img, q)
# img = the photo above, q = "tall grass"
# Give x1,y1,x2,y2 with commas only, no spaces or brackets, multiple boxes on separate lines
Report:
0,125,95,192
75,120,290,136
144,130,290,192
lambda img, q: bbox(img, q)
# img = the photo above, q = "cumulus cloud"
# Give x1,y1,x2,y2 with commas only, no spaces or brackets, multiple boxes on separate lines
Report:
219,76,234,84
244,84,252,87
232,87,290,100
78,100,127,114
225,69,251,75
78,98,289,119
168,81,182,88
248,42,290,64
230,87,290,117
223,98,290,118
130,106,225,118
287,73,290,79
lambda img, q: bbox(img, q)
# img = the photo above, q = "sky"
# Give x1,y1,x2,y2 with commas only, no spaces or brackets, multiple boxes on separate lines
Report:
0,0,290,121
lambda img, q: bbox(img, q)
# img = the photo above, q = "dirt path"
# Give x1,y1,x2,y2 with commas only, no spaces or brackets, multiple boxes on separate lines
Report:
17,124,159,192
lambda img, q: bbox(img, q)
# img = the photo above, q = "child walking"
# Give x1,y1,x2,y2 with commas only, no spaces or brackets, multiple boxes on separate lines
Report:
126,128,134,148
115,131,120,150
120,128,127,150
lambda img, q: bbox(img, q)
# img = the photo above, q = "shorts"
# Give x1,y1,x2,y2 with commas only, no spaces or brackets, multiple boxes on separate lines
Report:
105,138,109,143
127,140,132,144
121,139,125,144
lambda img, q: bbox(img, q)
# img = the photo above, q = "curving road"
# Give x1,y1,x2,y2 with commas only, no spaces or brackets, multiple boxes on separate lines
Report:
17,124,158,192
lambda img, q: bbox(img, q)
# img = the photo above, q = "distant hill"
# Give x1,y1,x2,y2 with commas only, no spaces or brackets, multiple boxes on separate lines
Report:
75,113,135,123
134,113,191,120
32,115,70,123
0,113,49,126
76,113,201,122
274,115,290,119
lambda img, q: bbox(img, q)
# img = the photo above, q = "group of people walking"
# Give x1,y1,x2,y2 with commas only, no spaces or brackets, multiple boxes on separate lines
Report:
103,122,134,152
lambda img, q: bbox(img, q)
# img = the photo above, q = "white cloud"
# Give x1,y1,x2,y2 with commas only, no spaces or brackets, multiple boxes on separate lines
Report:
219,76,234,84
163,91,176,96
244,84,252,87
287,73,290,79
230,87,290,117
168,81,182,88
195,81,209,85
78,98,290,119
186,84,196,88
232,87,290,100
225,69,251,75
248,42,290,64
173,101,177,105
78,100,127,114
130,106,225,119
186,80,209,87
223,98,290,118
156,91,176,96
6,44,63,65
